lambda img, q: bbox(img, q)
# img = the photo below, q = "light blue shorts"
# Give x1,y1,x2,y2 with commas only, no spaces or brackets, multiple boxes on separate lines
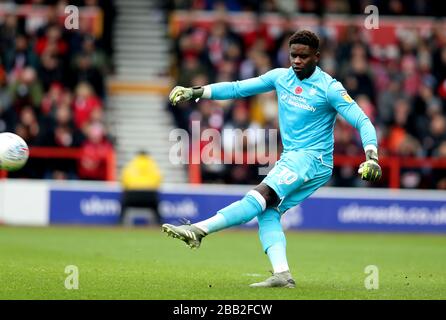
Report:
262,150,332,213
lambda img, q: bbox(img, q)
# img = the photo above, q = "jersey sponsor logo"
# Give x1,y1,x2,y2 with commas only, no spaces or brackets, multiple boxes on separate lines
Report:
287,98,316,112
295,86,303,94
341,90,353,103
279,92,316,112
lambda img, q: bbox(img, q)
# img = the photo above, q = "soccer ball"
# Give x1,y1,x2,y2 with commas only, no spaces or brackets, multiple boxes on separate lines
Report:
0,132,29,171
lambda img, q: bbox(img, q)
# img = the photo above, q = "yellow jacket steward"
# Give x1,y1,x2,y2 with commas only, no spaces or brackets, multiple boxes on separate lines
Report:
121,154,162,190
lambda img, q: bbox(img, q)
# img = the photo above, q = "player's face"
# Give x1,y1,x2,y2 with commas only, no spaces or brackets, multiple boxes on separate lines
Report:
289,44,320,79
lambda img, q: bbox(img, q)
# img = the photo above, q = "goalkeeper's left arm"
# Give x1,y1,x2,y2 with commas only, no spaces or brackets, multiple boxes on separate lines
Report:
327,81,382,182
358,145,382,182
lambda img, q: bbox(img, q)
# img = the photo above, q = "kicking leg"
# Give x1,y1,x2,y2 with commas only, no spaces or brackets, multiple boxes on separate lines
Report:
162,183,278,248
195,183,278,233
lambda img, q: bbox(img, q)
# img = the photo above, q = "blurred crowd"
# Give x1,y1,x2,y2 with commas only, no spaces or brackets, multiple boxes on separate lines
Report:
167,1,446,189
0,0,116,180
167,0,446,16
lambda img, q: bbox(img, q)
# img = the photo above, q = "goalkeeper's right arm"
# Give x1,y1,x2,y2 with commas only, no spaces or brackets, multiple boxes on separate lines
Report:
168,68,282,105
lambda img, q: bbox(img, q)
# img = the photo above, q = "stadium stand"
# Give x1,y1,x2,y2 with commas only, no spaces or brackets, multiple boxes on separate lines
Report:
0,0,116,180
166,0,446,189
106,0,187,184
1,0,445,189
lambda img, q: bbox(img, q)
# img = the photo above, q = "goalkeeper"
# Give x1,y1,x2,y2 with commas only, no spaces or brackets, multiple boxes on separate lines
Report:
163,30,382,288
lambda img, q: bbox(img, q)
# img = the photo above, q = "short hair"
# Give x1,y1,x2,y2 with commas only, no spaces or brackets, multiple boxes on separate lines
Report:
288,30,320,50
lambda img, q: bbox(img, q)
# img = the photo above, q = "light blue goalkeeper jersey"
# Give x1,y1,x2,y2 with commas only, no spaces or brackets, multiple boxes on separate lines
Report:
210,66,377,167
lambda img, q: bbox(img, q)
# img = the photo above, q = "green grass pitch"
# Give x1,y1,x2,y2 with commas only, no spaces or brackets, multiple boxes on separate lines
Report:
1,226,445,299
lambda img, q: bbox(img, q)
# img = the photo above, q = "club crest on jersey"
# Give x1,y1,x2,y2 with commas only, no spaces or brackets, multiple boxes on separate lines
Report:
341,91,353,103
294,86,303,95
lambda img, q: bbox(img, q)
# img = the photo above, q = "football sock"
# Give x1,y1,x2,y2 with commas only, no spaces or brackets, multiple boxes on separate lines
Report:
257,208,289,273
194,190,266,234
266,243,290,274
194,213,226,234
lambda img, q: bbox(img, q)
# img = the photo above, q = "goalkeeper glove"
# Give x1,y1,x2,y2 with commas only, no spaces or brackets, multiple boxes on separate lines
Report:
358,149,382,182
169,86,204,105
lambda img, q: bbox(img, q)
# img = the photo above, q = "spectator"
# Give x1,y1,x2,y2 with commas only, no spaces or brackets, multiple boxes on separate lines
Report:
177,56,210,87
9,105,46,179
77,121,113,180
8,67,44,112
432,141,446,189
71,53,105,98
72,82,102,130
38,53,65,92
34,24,68,57
3,34,39,76
0,14,19,58
15,105,43,146
40,82,65,116
377,76,405,126
0,67,12,132
343,53,376,103
424,113,446,156
77,35,109,75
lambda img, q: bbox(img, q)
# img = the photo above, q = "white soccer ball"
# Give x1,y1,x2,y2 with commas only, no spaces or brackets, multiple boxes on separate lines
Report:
0,132,29,171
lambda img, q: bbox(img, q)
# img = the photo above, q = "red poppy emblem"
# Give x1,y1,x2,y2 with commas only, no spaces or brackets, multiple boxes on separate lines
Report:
295,86,303,94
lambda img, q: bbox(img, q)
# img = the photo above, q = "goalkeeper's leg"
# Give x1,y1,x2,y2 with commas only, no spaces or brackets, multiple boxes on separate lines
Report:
249,208,295,288
162,184,277,248
250,166,332,287
194,186,276,233
163,151,308,248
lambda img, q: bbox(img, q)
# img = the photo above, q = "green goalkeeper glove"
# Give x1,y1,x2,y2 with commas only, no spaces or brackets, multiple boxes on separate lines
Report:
358,149,382,182
169,86,204,105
